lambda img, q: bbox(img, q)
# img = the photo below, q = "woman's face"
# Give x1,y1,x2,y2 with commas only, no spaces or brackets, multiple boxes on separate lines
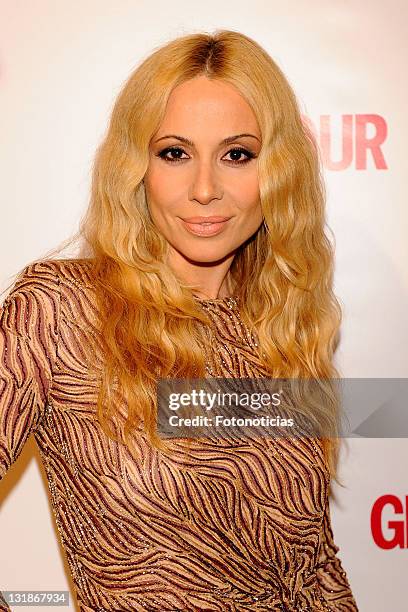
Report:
144,75,263,288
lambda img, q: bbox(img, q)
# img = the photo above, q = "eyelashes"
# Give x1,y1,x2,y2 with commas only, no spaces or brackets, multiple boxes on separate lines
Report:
156,146,257,166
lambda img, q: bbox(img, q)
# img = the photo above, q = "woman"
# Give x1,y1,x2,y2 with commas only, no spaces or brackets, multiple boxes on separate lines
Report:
0,30,358,611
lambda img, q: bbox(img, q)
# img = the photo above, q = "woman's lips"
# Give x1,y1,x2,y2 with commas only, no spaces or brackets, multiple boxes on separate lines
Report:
180,218,230,237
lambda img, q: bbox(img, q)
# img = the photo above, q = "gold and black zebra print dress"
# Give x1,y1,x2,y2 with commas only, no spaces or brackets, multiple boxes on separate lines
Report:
0,260,358,611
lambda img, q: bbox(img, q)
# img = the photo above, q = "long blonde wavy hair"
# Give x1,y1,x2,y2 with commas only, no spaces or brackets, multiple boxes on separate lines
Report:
13,30,346,489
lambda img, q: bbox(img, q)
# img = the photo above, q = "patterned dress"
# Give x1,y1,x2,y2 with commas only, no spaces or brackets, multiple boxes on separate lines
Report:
0,260,358,611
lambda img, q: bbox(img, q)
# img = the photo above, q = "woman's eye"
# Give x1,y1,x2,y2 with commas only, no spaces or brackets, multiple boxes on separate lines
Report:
156,146,256,165
224,148,256,164
157,147,188,163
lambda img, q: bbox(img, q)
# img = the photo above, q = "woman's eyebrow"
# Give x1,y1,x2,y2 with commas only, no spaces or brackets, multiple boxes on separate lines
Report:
153,133,261,145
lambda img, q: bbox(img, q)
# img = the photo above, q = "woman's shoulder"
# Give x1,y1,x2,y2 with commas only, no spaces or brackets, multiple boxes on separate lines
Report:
4,258,99,331
8,258,96,302
23,258,95,288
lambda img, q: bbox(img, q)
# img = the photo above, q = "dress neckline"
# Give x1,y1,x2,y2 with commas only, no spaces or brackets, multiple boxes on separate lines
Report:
194,294,240,306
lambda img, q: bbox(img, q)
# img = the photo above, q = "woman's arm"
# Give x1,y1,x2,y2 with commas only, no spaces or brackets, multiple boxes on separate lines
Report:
0,262,60,612
0,261,60,480
316,496,359,610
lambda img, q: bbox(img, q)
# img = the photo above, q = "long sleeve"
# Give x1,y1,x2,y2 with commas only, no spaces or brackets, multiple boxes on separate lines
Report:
316,496,359,610
0,592,9,612
0,261,60,479
0,262,60,611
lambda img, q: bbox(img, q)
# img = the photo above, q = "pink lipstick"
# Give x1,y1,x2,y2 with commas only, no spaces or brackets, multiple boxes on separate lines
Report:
180,216,231,237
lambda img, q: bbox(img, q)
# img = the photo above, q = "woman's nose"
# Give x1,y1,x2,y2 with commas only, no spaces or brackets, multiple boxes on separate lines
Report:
188,161,223,205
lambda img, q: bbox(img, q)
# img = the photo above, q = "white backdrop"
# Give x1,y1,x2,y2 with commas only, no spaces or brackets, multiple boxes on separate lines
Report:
1,2,407,611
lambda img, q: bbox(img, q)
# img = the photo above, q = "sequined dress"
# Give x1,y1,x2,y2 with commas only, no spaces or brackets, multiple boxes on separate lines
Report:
0,260,358,611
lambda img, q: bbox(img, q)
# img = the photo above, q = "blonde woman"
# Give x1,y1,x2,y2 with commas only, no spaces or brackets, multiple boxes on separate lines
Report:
0,30,358,611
